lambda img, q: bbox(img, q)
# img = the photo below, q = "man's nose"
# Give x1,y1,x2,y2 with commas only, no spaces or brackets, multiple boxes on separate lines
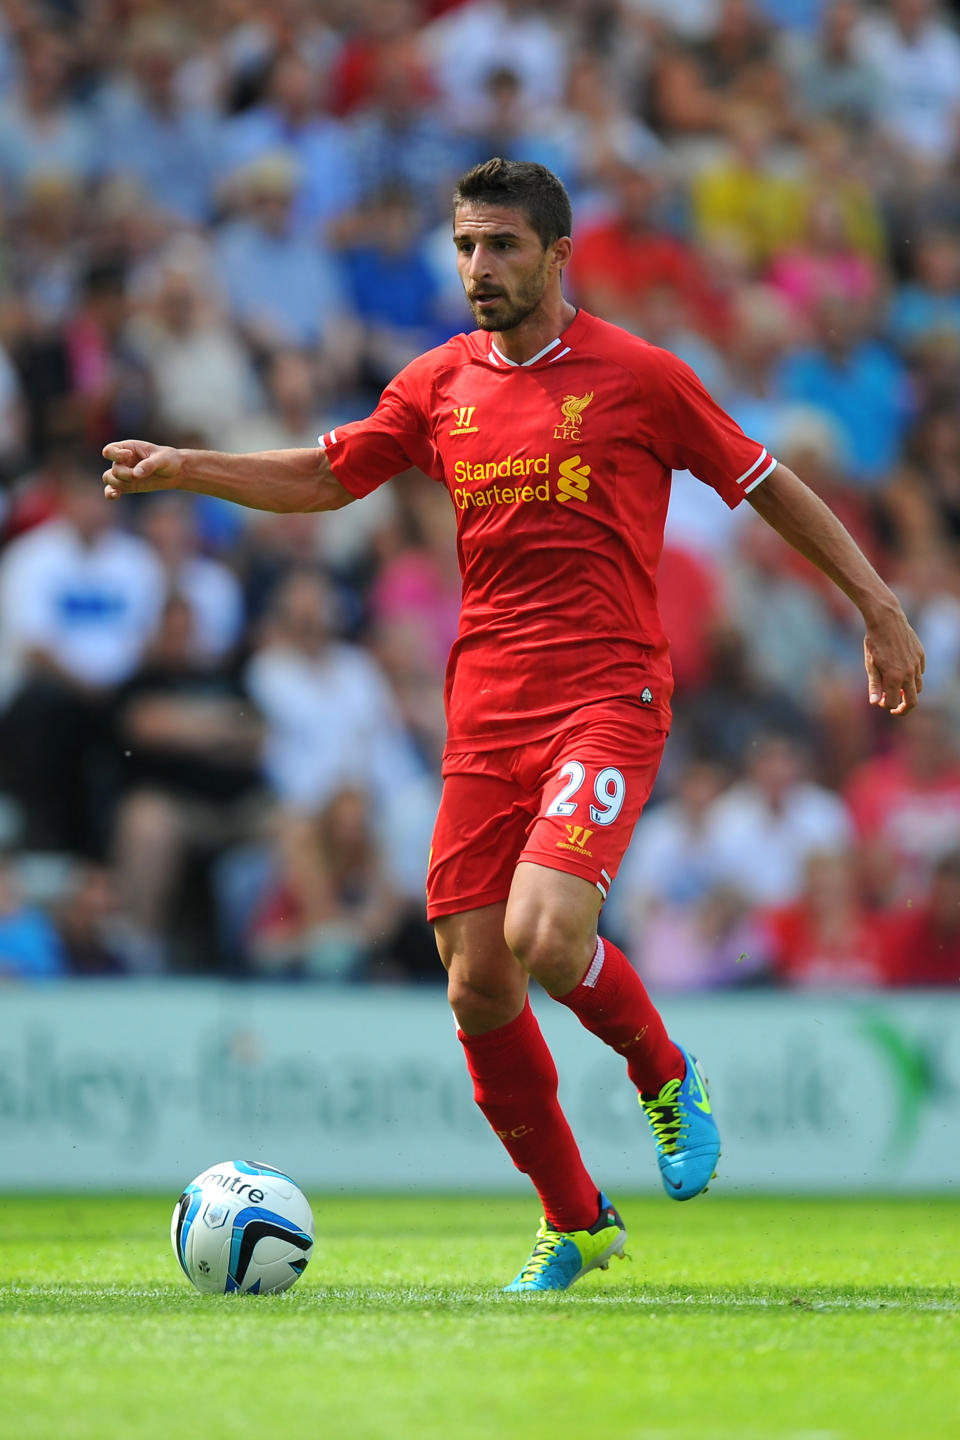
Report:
466,245,492,279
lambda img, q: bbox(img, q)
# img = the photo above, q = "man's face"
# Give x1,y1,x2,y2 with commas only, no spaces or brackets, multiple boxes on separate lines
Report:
453,202,560,332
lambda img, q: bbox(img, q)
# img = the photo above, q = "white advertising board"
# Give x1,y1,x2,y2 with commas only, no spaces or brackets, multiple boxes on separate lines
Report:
0,983,957,1192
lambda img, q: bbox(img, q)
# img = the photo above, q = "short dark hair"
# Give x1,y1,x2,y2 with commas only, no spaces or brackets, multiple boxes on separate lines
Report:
453,157,572,248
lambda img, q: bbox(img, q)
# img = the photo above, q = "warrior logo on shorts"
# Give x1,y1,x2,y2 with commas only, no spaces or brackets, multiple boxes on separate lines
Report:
558,824,594,856
554,391,594,441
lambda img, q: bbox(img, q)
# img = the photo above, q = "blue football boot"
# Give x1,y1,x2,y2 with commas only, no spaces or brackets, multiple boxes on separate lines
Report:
640,1045,720,1200
503,1193,627,1293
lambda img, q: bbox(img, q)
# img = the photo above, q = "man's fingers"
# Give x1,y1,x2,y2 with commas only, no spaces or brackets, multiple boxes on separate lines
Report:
102,441,142,466
891,675,919,715
132,453,160,478
865,616,925,716
864,645,883,705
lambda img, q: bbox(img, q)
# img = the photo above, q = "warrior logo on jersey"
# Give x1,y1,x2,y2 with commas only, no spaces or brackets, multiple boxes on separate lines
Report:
554,391,594,440
449,405,479,435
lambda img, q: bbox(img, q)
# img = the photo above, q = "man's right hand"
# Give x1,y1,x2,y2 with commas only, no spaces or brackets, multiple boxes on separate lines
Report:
102,440,184,499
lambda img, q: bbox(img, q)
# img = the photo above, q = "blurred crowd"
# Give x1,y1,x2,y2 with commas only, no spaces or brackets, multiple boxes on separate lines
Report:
1,0,959,988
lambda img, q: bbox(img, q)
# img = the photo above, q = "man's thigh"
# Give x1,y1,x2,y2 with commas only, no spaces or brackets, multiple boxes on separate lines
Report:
426,758,536,922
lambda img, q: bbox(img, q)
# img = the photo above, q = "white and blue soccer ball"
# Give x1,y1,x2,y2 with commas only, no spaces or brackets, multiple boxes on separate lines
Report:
171,1160,315,1294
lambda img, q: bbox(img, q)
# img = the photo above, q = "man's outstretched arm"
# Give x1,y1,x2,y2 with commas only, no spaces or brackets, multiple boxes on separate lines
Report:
102,441,355,513
748,463,924,715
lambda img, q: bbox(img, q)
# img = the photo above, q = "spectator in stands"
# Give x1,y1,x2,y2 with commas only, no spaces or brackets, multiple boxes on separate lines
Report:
0,850,67,980
110,592,265,970
781,0,877,129
569,157,726,340
645,0,786,139
556,51,664,197
852,0,960,163
845,704,960,905
690,102,807,269
219,347,333,456
726,496,852,706
6,171,86,329
698,731,855,906
347,44,466,219
776,292,912,486
881,407,960,567
422,0,568,130
59,257,152,455
245,567,423,812
889,544,960,701
218,51,358,238
136,495,245,662
462,65,578,195
244,787,432,980
720,283,797,445
328,0,431,117
337,185,447,384
0,466,166,853
94,16,220,225
671,625,811,776
369,471,461,679
0,337,26,484
883,849,960,986
0,29,94,199
53,861,130,976
888,231,960,353
124,237,261,444
760,848,891,986
766,190,882,329
215,153,350,353
612,758,733,928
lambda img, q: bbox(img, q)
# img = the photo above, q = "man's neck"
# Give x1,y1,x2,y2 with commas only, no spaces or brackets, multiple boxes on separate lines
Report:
491,297,578,365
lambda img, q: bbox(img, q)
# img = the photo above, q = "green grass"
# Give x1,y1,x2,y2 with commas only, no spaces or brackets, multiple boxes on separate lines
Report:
0,1195,957,1440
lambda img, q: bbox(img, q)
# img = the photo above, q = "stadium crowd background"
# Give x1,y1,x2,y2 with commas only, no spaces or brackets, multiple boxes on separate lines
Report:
0,0,959,988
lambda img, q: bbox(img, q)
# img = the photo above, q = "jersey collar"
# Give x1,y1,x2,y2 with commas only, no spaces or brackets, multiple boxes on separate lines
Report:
484,308,587,369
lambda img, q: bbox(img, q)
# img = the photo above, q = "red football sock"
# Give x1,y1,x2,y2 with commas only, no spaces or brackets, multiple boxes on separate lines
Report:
458,998,600,1232
555,936,685,1095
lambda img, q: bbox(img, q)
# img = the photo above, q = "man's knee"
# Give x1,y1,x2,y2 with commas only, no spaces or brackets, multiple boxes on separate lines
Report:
504,891,595,995
434,909,528,1035
446,969,525,1035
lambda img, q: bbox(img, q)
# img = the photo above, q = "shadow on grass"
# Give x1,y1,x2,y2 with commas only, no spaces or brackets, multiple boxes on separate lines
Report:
2,1281,957,1316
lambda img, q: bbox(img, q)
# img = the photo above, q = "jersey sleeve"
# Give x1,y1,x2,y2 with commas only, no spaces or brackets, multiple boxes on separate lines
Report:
640,349,777,508
318,357,442,499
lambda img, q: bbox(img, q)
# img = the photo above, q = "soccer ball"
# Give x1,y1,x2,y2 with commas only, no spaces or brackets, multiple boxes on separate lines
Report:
171,1160,315,1294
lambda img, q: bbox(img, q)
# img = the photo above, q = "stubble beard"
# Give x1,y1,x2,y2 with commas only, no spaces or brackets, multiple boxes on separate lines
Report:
468,263,550,333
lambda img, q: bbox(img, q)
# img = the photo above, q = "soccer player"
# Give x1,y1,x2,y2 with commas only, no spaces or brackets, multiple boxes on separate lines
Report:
103,159,925,1292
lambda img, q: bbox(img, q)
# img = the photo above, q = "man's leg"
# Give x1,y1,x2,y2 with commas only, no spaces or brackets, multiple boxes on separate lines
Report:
435,903,601,1233
504,862,720,1199
504,863,683,1093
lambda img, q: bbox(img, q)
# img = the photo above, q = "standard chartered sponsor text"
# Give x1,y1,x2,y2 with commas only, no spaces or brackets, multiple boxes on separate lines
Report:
453,452,550,510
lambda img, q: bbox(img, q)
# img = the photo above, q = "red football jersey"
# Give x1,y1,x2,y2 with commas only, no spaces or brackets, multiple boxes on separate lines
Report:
321,309,776,748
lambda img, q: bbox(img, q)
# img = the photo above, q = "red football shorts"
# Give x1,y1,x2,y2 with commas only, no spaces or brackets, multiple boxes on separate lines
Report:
426,708,667,921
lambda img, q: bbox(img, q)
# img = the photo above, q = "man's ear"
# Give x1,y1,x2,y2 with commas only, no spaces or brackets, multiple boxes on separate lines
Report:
553,235,573,271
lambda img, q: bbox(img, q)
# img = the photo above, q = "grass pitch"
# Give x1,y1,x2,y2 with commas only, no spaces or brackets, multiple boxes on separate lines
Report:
0,1194,956,1440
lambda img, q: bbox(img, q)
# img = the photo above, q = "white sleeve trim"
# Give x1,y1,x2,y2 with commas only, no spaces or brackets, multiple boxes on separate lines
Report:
735,447,769,486
318,429,337,450
743,455,778,493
